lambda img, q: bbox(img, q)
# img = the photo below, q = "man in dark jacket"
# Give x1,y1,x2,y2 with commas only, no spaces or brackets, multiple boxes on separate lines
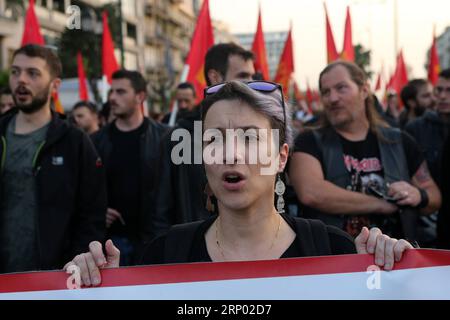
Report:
405,69,450,246
438,135,450,249
0,44,106,273
91,69,167,265
399,79,434,129
151,43,255,240
161,82,197,124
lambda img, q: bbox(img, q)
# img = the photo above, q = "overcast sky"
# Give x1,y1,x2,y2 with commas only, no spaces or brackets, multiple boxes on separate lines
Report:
209,0,450,90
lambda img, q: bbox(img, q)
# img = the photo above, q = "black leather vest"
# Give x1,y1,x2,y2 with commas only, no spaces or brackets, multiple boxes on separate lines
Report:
312,126,419,240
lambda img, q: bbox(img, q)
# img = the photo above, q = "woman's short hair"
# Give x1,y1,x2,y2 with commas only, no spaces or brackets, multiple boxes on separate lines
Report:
201,81,292,148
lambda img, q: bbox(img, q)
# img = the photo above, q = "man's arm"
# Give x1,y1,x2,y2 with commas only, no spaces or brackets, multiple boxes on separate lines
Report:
413,161,442,214
289,152,398,215
389,161,441,215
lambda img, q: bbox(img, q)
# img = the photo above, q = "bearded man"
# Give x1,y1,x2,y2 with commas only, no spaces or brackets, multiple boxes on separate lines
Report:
0,44,106,273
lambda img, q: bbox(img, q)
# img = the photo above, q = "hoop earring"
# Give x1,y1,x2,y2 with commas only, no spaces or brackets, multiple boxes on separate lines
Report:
275,174,286,214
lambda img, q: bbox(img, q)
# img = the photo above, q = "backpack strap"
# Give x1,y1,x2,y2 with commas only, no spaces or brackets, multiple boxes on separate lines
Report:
294,218,332,256
164,221,204,264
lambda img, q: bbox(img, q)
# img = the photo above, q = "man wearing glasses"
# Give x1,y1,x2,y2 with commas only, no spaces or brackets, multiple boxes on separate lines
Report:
404,69,450,247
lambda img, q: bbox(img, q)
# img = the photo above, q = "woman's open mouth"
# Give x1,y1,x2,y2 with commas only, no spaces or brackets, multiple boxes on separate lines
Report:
222,171,246,191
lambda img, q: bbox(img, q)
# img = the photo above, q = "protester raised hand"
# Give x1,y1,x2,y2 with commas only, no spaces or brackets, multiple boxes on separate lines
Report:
355,227,414,271
64,239,120,287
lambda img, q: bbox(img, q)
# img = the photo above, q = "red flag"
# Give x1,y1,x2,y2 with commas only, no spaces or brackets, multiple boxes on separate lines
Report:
185,0,214,102
102,11,119,84
273,27,294,96
21,0,64,114
251,7,270,80
341,6,354,62
21,0,45,46
324,3,339,63
77,51,89,101
52,91,64,114
427,28,441,85
389,50,408,95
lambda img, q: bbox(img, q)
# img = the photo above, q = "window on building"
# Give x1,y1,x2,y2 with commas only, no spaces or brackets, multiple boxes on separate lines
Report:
36,0,48,8
126,22,137,41
52,0,65,13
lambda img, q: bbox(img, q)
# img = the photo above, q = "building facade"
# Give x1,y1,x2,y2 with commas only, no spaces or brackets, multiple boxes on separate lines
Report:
0,0,233,112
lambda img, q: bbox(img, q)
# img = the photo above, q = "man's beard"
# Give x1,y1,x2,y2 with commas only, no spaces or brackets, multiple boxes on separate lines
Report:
13,85,50,114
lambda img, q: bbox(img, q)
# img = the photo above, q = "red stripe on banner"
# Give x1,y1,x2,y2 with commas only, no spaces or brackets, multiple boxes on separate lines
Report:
0,249,449,294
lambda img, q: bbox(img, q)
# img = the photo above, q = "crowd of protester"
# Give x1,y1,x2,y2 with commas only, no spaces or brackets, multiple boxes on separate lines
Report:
0,43,449,279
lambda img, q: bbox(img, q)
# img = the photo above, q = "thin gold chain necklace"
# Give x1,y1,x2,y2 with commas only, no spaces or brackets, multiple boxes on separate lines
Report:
215,214,282,261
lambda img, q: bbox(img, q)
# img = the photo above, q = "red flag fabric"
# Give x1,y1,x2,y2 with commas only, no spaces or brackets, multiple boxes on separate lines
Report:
185,0,214,102
251,7,270,80
324,3,339,63
427,29,441,86
21,0,45,46
102,11,119,84
77,52,89,101
341,6,354,62
273,27,294,96
389,50,408,95
52,91,64,114
21,0,64,114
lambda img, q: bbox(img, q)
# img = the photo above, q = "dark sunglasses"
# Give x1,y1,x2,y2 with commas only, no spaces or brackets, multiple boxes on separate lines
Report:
203,80,286,125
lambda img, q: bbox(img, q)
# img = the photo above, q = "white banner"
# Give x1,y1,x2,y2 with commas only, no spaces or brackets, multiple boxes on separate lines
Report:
0,249,449,300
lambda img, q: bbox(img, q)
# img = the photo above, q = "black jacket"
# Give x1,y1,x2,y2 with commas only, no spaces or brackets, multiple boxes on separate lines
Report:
438,135,450,249
91,117,167,247
405,110,450,187
0,110,107,271
151,107,210,241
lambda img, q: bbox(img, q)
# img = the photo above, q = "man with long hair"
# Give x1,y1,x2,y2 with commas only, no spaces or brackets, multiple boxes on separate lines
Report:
289,61,441,244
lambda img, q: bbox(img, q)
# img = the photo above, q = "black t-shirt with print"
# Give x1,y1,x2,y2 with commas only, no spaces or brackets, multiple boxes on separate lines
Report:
293,129,424,238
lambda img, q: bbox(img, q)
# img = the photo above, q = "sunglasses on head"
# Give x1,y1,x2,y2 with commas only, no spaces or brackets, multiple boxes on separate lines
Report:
204,80,287,125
